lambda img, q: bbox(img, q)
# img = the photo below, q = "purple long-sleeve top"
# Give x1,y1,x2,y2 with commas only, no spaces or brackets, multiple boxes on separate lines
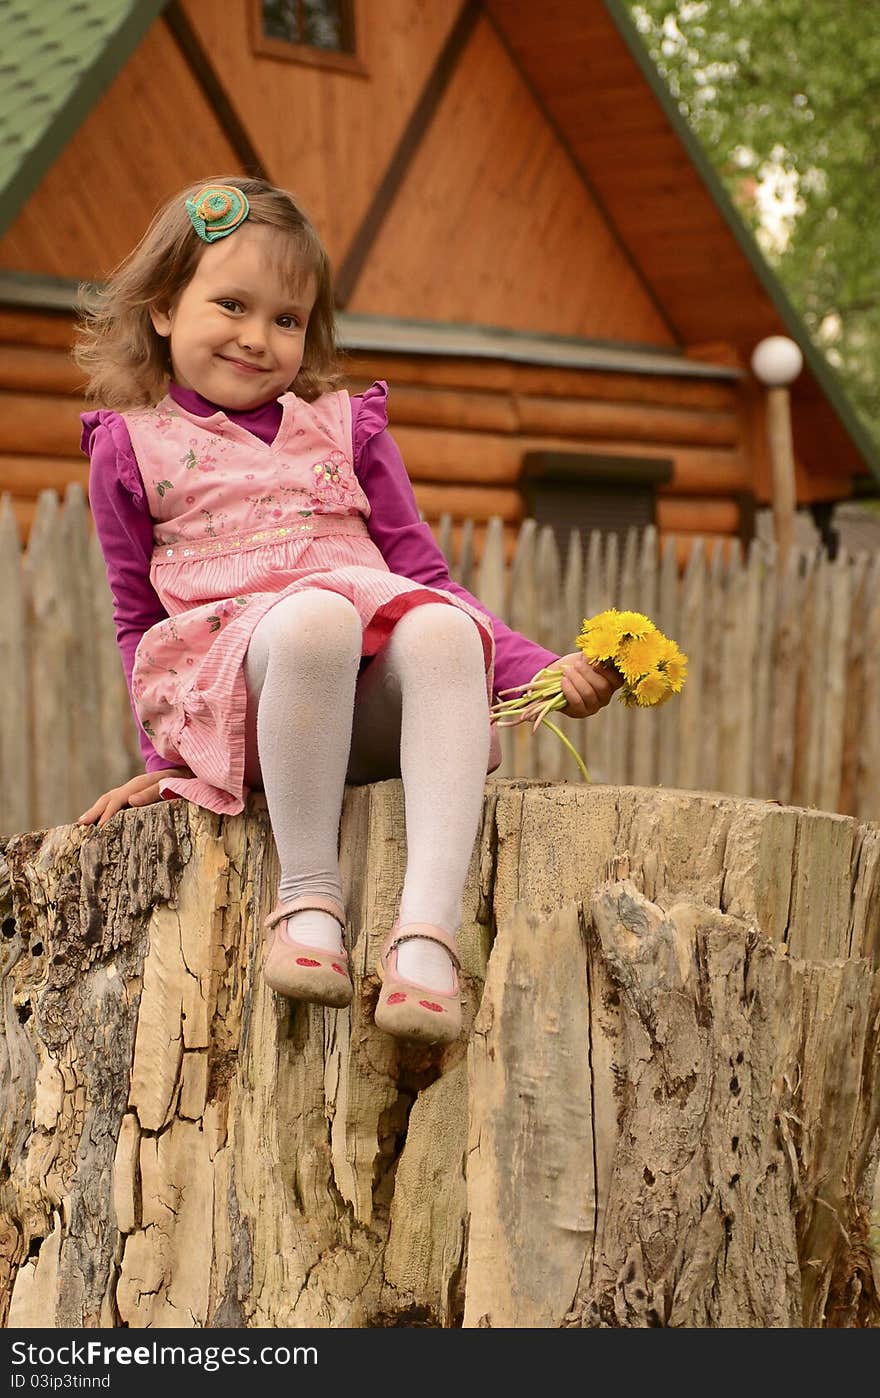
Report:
82,379,559,772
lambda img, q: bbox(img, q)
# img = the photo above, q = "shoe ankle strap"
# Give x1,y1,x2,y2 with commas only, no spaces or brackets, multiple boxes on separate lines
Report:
382,922,461,969
265,895,345,932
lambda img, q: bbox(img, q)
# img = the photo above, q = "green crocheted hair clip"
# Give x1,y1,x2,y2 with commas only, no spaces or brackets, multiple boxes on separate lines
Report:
185,184,250,242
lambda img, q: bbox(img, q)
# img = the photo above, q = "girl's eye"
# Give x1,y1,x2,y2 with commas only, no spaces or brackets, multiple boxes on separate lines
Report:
277,314,299,329
218,299,241,312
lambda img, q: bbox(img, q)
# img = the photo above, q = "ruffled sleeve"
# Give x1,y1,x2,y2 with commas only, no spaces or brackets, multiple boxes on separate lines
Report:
81,409,145,505
82,409,174,772
351,380,389,470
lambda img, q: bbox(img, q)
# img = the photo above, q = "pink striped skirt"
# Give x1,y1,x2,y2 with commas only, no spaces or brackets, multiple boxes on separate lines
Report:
132,519,495,816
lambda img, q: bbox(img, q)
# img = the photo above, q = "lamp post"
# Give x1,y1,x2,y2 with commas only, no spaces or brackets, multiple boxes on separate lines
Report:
750,335,804,565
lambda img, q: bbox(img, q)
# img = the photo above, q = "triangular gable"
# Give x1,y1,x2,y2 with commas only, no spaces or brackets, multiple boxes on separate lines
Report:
485,0,880,483
0,0,168,239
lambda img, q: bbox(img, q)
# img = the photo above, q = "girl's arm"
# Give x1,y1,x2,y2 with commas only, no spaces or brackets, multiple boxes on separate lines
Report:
83,415,179,772
352,385,559,695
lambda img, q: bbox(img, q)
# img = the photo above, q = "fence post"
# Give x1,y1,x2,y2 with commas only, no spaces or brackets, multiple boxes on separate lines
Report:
0,496,31,835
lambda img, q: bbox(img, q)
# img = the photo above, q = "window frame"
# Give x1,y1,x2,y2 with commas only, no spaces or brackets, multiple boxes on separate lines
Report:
249,0,366,75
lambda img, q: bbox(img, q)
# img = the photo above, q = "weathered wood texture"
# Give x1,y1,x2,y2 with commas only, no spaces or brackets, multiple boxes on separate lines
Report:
1,782,878,1328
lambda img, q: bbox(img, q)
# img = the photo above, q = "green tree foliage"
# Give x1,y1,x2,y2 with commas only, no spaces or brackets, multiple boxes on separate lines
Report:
625,0,880,449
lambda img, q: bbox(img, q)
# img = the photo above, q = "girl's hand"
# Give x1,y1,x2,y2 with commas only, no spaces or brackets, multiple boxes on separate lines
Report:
76,767,192,829
554,652,623,718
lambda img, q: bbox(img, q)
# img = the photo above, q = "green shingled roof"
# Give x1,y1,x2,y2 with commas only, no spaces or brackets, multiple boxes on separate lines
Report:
0,0,168,238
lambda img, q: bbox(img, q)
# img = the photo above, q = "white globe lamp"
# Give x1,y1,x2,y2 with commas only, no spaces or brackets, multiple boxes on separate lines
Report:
750,335,803,387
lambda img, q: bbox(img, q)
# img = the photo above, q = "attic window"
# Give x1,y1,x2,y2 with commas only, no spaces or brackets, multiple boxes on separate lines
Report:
251,1,364,73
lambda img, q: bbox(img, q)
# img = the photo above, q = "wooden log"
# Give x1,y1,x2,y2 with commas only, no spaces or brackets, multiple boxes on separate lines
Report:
381,383,519,434
515,395,740,447
655,496,740,535
412,481,523,523
4,782,876,1328
0,310,75,350
0,392,85,456
398,423,747,496
347,358,740,411
0,345,84,396
0,455,89,497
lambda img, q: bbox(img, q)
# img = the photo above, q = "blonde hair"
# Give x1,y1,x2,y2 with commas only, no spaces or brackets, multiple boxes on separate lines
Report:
74,176,342,409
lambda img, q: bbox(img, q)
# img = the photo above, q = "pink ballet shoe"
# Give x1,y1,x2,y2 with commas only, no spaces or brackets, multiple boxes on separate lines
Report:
374,923,462,1045
262,896,353,1008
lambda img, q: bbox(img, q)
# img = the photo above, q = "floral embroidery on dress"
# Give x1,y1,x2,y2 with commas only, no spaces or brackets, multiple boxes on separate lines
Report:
308,451,358,509
155,480,174,497
153,406,178,434
206,597,251,633
182,441,220,472
243,492,284,522
312,451,346,487
200,506,230,539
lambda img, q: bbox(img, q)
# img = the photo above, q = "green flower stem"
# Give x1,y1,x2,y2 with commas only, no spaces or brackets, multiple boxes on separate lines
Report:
540,719,592,782
532,692,567,732
491,679,564,722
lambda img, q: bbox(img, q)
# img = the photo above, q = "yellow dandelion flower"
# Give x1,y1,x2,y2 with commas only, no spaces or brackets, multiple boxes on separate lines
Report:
657,638,688,693
633,669,673,706
578,618,624,663
579,608,617,631
611,610,657,640
615,630,669,683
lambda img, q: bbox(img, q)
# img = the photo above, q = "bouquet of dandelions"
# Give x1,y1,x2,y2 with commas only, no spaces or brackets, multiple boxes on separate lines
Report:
490,609,688,781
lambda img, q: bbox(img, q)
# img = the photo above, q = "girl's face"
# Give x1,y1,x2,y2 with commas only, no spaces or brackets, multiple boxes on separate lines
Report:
150,224,316,410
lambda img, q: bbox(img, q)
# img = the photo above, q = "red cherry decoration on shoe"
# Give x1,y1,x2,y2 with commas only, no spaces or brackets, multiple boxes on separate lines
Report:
386,992,407,1005
296,957,322,967
419,1000,444,1013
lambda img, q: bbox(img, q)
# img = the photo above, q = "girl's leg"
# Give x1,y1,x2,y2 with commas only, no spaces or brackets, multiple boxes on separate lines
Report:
347,603,490,990
243,590,362,953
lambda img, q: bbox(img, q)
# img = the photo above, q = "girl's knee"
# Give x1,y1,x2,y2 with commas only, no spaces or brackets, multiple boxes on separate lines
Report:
394,603,484,666
258,591,362,667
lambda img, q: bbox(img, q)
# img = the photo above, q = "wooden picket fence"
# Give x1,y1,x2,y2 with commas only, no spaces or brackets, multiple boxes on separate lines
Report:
2,484,879,838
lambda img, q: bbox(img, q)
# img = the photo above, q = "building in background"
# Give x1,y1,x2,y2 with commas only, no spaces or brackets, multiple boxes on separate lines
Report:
1,0,877,566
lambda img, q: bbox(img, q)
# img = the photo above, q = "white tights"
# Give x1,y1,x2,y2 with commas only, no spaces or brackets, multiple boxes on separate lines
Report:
243,592,490,988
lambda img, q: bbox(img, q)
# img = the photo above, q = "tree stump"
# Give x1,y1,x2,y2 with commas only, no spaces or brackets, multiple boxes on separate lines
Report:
1,780,878,1328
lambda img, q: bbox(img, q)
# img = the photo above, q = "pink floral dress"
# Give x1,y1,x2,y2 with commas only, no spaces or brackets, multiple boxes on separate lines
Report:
124,390,494,815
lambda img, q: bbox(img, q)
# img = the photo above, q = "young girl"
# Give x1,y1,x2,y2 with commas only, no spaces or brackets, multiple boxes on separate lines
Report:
76,176,621,1046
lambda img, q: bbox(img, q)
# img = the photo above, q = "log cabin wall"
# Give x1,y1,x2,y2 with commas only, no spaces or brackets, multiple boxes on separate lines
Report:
0,305,750,563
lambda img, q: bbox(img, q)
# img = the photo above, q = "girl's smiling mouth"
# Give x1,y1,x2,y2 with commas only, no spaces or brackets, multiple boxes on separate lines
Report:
219,355,267,373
